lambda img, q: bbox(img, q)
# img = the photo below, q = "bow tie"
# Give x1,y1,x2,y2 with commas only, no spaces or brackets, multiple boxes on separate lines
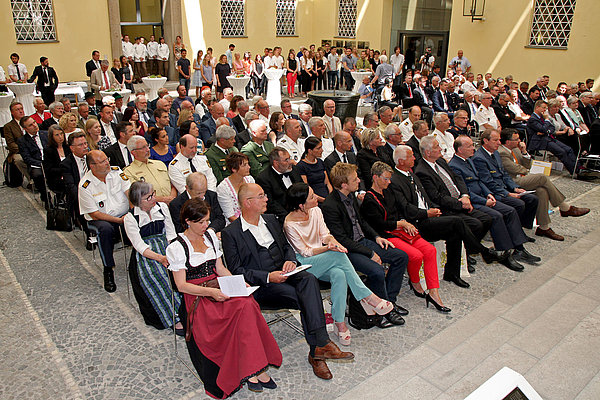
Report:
281,172,292,179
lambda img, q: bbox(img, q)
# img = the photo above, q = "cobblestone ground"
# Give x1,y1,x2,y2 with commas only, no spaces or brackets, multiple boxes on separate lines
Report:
1,172,598,400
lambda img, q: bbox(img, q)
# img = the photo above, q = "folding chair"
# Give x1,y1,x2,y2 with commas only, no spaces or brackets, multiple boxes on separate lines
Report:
262,307,305,335
572,134,600,178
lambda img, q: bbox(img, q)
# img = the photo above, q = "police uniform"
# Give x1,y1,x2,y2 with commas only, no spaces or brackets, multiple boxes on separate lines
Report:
78,167,131,269
399,118,414,142
475,105,499,133
124,159,173,197
277,135,305,163
241,140,275,177
431,129,455,161
168,152,217,194
204,144,238,184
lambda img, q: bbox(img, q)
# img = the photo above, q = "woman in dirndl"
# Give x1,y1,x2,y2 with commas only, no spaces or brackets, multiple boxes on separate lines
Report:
166,198,282,398
123,181,184,333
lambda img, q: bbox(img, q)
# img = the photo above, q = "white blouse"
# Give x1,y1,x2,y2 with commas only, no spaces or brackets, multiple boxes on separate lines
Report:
216,175,254,220
123,202,177,255
166,230,222,272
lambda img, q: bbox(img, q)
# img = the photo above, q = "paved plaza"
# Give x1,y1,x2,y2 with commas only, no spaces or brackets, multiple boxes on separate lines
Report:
1,169,599,399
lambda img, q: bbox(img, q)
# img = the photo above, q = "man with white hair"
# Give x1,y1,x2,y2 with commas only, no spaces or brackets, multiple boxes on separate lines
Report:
308,117,334,159
31,98,51,124
204,125,239,183
90,59,119,105
379,123,404,167
235,110,259,149
277,119,305,163
371,54,394,87
241,119,274,177
254,99,270,123
231,100,250,133
298,103,313,137
199,103,225,145
322,99,341,138
219,87,234,113
149,97,177,128
195,87,213,119
124,135,177,203
40,101,64,131
134,95,151,125
430,112,455,162
169,134,217,193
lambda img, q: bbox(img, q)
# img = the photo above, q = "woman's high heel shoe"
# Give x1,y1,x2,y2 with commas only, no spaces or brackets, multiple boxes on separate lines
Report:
409,281,426,298
360,298,394,316
425,294,451,313
333,324,351,346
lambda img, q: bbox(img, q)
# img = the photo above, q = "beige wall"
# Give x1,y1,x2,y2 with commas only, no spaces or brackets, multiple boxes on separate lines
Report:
0,0,112,83
448,0,600,90
180,0,392,61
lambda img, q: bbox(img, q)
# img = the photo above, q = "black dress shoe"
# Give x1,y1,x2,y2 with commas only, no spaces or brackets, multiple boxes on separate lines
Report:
467,255,478,266
443,275,470,288
481,248,509,264
247,381,263,393
525,235,536,243
384,309,405,325
103,268,117,292
500,255,525,271
392,302,409,315
513,249,541,264
258,377,277,390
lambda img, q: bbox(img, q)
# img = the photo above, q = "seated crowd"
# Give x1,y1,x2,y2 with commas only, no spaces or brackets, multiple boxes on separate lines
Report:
3,43,598,399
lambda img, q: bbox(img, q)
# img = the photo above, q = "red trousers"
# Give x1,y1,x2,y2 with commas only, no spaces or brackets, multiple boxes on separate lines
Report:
287,72,297,95
388,237,439,289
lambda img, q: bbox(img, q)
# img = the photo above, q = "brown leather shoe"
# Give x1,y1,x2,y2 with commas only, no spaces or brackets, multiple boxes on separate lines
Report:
560,206,590,217
313,340,355,362
308,355,333,380
535,227,564,241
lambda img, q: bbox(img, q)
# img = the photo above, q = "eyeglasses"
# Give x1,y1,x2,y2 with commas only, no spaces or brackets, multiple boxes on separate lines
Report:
133,144,149,151
89,157,110,165
144,191,156,201
247,193,267,200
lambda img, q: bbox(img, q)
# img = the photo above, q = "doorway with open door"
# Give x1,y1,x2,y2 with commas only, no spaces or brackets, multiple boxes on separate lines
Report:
398,31,449,77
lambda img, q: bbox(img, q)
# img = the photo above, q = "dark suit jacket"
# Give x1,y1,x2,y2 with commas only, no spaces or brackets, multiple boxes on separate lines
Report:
28,65,58,92
389,169,437,223
356,148,381,189
324,150,357,173
399,82,415,100
148,113,178,129
199,117,216,145
86,60,99,77
321,190,380,257
432,90,453,113
100,121,118,141
405,136,422,166
168,190,225,234
521,97,535,116
235,129,252,150
40,117,60,132
18,132,49,168
493,104,515,129
103,141,128,169
472,147,518,197
221,214,297,286
255,166,302,222
231,115,246,133
448,155,492,208
578,104,597,127
526,113,555,151
414,158,469,214
377,143,396,168
42,144,70,192
60,153,82,202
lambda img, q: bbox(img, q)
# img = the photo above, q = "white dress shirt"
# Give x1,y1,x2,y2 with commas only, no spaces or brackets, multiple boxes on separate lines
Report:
431,129,455,161
399,118,414,141
475,105,499,132
166,230,221,272
74,154,87,177
157,44,170,60
168,152,217,194
119,141,132,167
240,215,274,248
123,203,176,254
100,120,117,144
7,63,27,80
396,168,428,210
277,134,305,163
78,168,131,220
122,41,135,59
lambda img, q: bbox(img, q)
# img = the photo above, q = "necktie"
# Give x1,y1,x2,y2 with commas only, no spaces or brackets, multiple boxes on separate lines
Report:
409,173,428,208
407,84,412,98
342,153,348,163
435,164,460,198
44,67,49,84
127,149,133,164
82,158,88,174
103,71,109,88
224,149,229,155
189,158,197,172
16,64,21,80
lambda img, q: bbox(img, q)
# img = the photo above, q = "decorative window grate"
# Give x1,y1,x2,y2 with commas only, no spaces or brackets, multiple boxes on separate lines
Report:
221,0,245,37
528,0,576,48
276,0,296,36
337,0,357,38
11,0,57,42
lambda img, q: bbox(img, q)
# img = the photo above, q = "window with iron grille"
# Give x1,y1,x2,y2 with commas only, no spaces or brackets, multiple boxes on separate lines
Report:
11,0,57,42
221,0,246,37
337,0,357,38
528,0,576,49
276,0,296,36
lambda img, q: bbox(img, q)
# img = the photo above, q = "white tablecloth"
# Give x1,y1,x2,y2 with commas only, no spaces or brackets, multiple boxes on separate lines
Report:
264,69,284,106
100,89,132,104
0,92,15,127
350,71,372,94
7,83,36,115
142,77,167,101
226,75,250,98
54,83,86,102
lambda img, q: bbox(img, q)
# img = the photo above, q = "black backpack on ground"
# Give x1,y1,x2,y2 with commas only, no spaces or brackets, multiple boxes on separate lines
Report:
3,159,23,188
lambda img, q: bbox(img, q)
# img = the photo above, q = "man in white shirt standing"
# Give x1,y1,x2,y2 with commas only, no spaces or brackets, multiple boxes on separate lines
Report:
132,36,148,83
448,50,471,73
8,53,28,82
146,35,159,76
121,35,135,64
271,47,285,69
390,46,405,98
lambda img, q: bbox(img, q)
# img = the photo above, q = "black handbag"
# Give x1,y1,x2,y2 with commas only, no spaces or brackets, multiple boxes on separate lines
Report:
3,159,23,188
46,199,73,232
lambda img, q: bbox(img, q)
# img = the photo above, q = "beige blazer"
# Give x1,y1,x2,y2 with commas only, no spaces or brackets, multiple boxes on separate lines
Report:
90,69,120,100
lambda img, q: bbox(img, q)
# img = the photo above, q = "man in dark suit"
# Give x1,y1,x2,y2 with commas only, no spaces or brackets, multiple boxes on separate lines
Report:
61,131,93,249
103,122,135,169
578,92,598,129
324,131,358,173
378,124,404,168
222,183,354,380
322,163,408,324
388,145,506,287
235,111,257,150
28,57,59,106
199,103,223,145
148,98,177,129
458,91,479,131
432,80,454,117
526,100,576,174
398,73,416,103
493,94,516,129
521,87,540,116
85,50,101,77
231,100,250,133
98,104,118,144
40,101,65,131
255,147,302,223
149,109,178,146
280,99,299,121
168,172,225,234
4,102,28,180
18,116,48,204
472,129,540,239
405,120,429,166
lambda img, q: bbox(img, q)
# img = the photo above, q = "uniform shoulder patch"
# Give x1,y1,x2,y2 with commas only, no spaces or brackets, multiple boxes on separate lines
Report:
170,159,178,165
111,166,119,170
120,173,129,180
82,180,90,188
